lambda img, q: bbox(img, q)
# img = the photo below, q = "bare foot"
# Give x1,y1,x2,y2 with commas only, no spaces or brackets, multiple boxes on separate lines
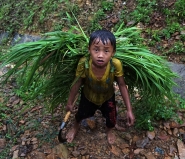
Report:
107,129,116,144
66,122,80,143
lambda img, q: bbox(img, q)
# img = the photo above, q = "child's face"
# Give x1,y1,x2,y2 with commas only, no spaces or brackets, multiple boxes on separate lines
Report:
88,38,115,68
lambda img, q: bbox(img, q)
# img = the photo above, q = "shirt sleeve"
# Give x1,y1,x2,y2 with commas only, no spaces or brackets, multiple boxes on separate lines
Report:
75,57,86,78
112,58,124,77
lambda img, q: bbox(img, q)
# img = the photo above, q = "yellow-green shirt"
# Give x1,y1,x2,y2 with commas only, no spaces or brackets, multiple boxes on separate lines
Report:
76,56,123,106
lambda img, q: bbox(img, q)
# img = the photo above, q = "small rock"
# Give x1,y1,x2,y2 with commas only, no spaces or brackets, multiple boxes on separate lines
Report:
124,133,132,141
32,144,38,150
154,147,165,155
140,150,156,159
0,138,6,149
144,152,155,159
173,128,179,137
170,121,179,128
21,141,26,146
110,145,121,157
9,96,18,103
122,148,130,154
147,131,155,140
157,131,170,141
119,143,129,149
3,124,6,131
177,139,185,159
72,150,80,157
20,153,26,157
163,122,170,129
12,150,19,159
31,137,38,144
136,137,149,148
80,150,87,155
19,120,25,125
10,145,19,152
134,148,144,155
169,145,177,156
132,135,140,143
12,98,20,105
167,129,172,135
126,20,136,27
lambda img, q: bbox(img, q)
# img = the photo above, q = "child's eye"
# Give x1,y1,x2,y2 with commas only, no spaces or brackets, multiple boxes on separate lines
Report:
93,48,99,52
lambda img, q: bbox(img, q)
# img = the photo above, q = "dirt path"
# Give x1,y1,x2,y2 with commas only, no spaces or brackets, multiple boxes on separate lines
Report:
0,78,185,159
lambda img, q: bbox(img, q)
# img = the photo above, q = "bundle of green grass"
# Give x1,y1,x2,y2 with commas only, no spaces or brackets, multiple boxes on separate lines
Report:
0,24,178,114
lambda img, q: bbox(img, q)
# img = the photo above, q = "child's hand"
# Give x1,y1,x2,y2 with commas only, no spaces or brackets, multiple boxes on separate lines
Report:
66,104,73,112
126,111,135,126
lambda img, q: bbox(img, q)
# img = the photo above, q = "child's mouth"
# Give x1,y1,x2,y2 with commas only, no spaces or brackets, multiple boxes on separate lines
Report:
97,60,104,64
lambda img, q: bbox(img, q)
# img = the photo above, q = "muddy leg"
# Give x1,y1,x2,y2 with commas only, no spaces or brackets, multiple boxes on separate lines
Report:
66,120,80,143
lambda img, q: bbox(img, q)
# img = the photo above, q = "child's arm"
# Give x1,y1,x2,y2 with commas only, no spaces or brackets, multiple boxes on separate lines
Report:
116,76,135,126
66,77,83,112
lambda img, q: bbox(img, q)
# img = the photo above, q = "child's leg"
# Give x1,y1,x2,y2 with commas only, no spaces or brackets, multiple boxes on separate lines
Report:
66,120,81,143
115,106,125,131
66,91,97,143
100,94,117,144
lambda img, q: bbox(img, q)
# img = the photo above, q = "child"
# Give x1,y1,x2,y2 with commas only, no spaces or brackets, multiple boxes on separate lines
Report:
66,29,135,144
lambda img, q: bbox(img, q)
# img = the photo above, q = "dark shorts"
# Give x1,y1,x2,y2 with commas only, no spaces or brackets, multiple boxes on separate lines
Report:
75,91,117,128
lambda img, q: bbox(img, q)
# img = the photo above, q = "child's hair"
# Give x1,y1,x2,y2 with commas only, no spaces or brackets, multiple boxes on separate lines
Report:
88,29,116,52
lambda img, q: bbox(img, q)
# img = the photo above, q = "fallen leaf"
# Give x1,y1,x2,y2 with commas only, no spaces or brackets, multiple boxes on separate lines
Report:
157,131,170,141
0,138,6,149
170,121,180,128
144,152,155,159
173,128,179,137
12,98,20,105
110,145,121,156
177,139,185,159
134,148,144,155
86,118,96,129
71,150,80,157
52,144,68,159
147,131,155,140
122,148,130,154
19,120,25,124
30,106,43,113
169,145,177,156
12,150,19,159
46,153,57,159
163,122,170,129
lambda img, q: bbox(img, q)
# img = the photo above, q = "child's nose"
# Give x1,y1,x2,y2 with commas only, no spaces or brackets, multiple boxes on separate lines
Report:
98,51,104,57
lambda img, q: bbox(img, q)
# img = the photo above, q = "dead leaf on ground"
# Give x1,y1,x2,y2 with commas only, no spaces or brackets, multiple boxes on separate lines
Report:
109,145,121,157
52,144,68,159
